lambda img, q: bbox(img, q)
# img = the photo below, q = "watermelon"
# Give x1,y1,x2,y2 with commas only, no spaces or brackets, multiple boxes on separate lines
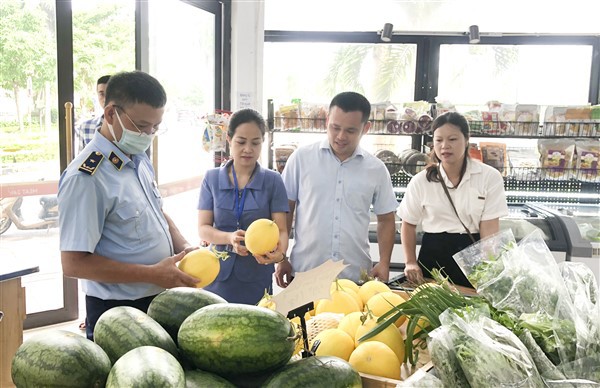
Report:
223,370,277,388
94,306,178,364
263,356,362,388
11,330,111,387
178,303,296,376
106,346,184,388
147,287,227,343
185,369,235,388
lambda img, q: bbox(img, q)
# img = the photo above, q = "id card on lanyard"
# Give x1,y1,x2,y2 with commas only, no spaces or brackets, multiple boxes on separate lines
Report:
232,164,248,230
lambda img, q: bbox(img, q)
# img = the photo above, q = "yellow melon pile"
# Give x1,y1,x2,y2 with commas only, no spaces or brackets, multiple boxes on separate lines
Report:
305,279,408,380
257,278,410,380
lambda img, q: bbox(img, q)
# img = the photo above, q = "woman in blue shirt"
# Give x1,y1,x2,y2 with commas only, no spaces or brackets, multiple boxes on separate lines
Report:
197,109,289,304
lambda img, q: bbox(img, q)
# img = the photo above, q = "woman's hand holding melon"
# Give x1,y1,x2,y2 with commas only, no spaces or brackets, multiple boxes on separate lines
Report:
229,229,249,256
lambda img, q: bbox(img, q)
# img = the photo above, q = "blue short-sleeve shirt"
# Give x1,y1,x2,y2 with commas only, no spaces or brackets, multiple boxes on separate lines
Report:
198,160,289,285
58,131,172,300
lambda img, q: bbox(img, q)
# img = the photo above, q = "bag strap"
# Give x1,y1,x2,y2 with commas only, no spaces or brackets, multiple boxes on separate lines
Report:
438,167,476,244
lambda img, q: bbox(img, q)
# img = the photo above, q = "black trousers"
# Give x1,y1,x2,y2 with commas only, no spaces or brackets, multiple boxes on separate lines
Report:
85,294,157,340
418,232,480,288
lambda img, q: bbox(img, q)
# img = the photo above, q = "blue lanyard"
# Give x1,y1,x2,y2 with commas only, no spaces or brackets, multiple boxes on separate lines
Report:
232,164,248,229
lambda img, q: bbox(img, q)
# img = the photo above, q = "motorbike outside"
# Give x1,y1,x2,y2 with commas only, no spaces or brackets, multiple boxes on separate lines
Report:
0,196,58,235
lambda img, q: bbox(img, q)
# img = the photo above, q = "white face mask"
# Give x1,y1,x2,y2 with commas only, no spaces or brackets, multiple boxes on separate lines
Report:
107,109,155,155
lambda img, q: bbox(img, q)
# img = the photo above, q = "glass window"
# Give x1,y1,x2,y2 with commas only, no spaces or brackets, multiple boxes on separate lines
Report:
438,44,593,110
265,0,600,34
264,42,417,105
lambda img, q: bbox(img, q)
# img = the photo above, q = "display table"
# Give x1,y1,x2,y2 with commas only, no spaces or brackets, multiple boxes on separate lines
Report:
0,264,39,387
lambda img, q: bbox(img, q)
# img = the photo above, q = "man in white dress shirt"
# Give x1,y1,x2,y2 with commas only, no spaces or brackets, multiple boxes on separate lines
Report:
277,91,398,286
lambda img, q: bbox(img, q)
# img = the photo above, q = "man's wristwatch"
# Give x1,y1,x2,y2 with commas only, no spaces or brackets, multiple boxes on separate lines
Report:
275,253,287,264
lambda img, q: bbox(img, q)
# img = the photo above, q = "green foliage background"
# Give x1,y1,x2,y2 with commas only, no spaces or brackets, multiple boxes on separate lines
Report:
0,0,134,163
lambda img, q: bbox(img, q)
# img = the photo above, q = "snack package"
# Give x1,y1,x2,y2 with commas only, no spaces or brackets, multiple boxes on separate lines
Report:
574,139,600,182
481,111,501,134
273,144,297,173
277,102,301,131
300,102,327,131
480,142,508,176
398,101,432,134
514,104,540,136
538,139,576,180
543,105,597,137
507,147,540,181
202,110,231,152
469,143,482,161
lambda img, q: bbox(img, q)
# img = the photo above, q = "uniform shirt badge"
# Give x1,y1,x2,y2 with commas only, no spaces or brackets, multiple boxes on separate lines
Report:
109,151,124,171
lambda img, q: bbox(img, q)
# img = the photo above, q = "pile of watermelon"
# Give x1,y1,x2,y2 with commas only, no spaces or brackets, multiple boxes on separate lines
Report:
11,287,361,387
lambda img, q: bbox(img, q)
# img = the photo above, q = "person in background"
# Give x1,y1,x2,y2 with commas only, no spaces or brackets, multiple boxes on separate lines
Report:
58,71,199,340
277,91,398,287
75,75,111,154
197,108,289,305
398,111,509,287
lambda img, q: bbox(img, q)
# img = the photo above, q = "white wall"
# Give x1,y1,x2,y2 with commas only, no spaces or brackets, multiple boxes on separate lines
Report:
230,1,264,112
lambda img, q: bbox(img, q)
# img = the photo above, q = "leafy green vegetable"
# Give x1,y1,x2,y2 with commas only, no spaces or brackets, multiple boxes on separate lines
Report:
519,312,577,365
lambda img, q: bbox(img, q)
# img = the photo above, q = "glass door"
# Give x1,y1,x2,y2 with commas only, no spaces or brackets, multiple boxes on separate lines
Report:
143,0,223,242
0,0,70,329
0,0,135,329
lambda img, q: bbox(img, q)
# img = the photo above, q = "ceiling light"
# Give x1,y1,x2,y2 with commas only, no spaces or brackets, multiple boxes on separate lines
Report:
469,25,480,44
381,23,393,42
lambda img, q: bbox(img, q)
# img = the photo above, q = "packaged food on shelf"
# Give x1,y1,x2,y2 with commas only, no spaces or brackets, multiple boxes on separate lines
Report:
538,139,576,180
469,143,482,161
370,102,389,133
276,102,301,131
480,142,509,176
398,148,430,177
514,104,540,136
374,149,402,176
507,147,540,181
433,99,456,117
300,102,327,131
273,144,297,173
202,110,231,153
543,105,598,137
575,139,600,182
398,101,432,134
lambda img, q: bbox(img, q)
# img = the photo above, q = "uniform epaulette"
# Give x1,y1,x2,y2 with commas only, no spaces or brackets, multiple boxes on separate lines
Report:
78,151,104,175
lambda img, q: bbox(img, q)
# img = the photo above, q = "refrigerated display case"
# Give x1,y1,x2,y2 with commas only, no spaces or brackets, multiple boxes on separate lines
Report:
529,203,599,281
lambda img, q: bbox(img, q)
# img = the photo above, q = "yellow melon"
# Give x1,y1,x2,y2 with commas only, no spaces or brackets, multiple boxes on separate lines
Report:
316,290,360,315
310,328,355,361
337,311,364,340
365,291,407,327
355,315,405,363
178,248,224,288
244,218,279,255
349,341,401,380
358,280,391,305
330,278,360,294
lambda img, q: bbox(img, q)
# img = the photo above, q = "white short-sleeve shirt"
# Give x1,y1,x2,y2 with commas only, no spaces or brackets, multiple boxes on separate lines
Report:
398,159,508,233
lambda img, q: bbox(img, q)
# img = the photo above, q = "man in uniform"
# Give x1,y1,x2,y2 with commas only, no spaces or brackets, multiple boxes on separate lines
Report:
58,71,199,340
